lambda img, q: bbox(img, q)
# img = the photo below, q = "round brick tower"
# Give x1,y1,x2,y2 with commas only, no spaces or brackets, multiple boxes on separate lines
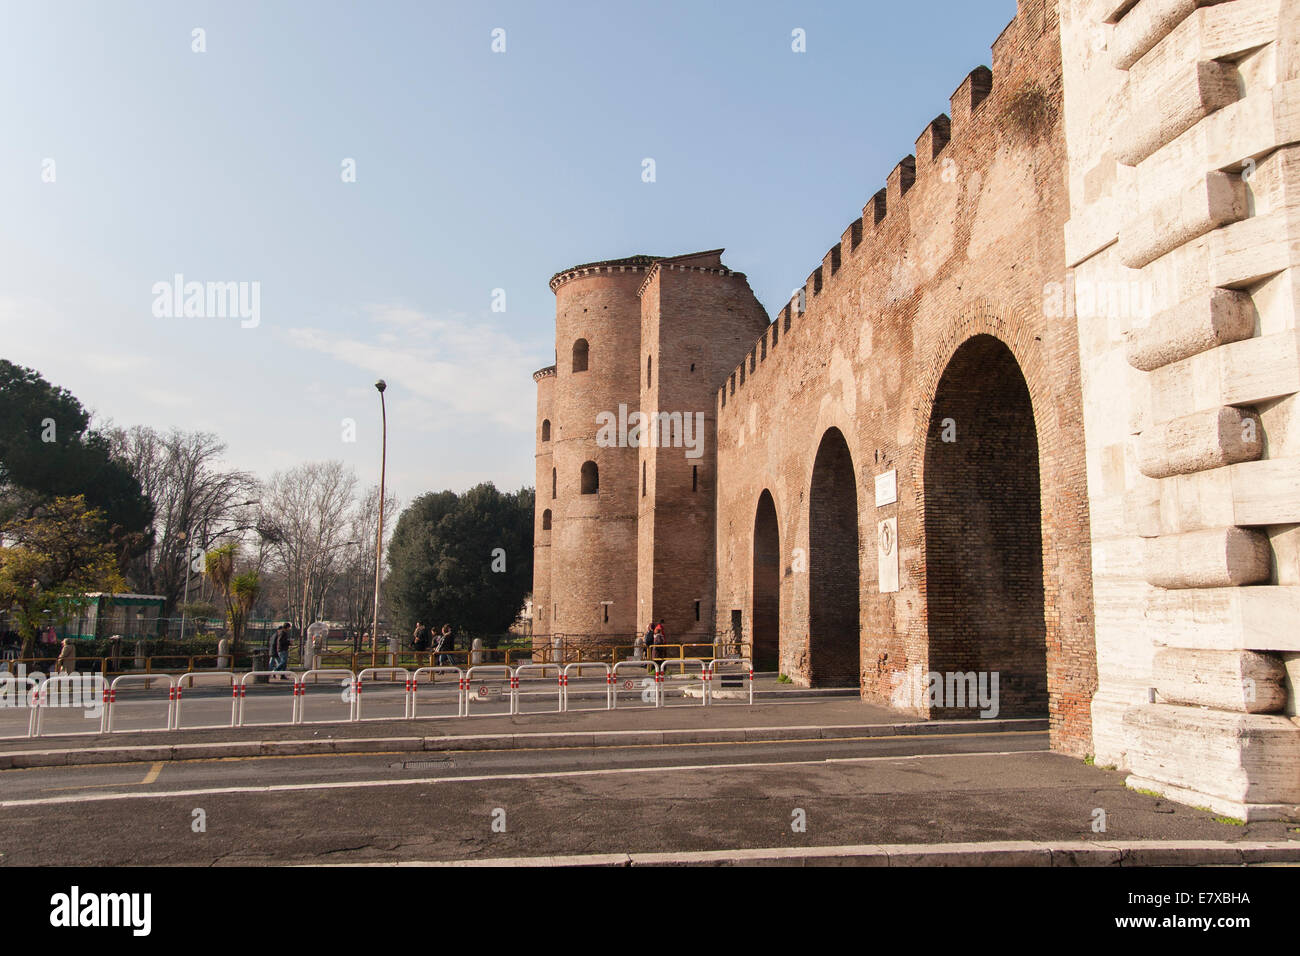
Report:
544,255,660,646
532,364,556,642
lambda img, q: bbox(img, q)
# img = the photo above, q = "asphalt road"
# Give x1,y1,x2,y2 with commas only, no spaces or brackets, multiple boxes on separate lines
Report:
1,728,1291,865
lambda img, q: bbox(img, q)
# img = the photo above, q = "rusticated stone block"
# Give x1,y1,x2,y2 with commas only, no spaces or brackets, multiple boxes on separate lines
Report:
1114,60,1240,167
1118,170,1247,269
1153,647,1287,712
1126,288,1254,372
1123,702,1300,805
1136,405,1262,478
1144,526,1272,588
1110,0,1216,72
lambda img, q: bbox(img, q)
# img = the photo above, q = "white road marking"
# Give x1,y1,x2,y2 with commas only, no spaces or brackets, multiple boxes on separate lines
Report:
0,748,1048,809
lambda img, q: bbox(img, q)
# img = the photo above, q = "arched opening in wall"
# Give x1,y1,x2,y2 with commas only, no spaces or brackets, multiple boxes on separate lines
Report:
541,420,551,442
808,427,860,687
572,339,589,373
924,334,1046,718
580,461,599,495
752,490,780,672
542,509,552,531
551,468,556,499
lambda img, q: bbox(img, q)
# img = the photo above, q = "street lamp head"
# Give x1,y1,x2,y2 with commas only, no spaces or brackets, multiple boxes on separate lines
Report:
375,379,387,394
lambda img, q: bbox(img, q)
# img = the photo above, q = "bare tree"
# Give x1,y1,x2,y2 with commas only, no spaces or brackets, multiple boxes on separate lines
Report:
261,461,359,636
339,484,398,650
106,426,259,616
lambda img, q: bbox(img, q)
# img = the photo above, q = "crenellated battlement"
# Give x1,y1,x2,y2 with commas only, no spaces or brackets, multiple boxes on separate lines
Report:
532,365,557,382
549,255,663,293
716,0,1058,415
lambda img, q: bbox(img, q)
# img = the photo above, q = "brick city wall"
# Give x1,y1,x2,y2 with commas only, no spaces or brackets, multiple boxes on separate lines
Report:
713,0,1099,755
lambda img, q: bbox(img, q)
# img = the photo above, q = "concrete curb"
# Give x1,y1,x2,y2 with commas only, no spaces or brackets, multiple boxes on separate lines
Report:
0,717,1046,769
347,839,1300,867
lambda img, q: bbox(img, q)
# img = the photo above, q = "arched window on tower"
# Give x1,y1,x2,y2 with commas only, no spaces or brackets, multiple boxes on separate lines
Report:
542,509,552,530
572,339,589,373
580,461,599,495
541,419,551,442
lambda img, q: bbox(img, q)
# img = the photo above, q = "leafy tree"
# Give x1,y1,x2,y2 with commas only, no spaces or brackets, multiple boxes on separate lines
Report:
386,484,533,643
0,496,127,655
0,361,153,563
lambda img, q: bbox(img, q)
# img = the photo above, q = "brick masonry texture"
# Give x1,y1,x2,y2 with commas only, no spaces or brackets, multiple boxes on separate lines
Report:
533,0,1300,798
710,0,1098,757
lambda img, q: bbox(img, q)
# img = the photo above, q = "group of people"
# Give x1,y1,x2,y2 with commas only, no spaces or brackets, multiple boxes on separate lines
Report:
411,622,456,666
637,620,669,660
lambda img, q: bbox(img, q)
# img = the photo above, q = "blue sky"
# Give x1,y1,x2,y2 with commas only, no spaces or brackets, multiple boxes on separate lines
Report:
0,0,1017,510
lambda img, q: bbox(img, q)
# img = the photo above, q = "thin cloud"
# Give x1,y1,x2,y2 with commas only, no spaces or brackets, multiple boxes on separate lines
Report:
285,306,544,432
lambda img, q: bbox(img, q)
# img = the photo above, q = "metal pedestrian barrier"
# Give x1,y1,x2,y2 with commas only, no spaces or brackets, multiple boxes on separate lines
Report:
106,674,174,734
410,666,465,719
296,669,357,724
658,658,710,707
707,658,755,706
3,658,756,739
0,676,38,738
562,662,612,712
512,663,562,715
355,667,411,722
464,665,513,718
31,674,105,736
173,672,237,730
611,660,659,709
236,671,299,727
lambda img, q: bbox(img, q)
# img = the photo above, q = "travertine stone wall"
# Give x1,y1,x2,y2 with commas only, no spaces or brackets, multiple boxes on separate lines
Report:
1059,0,1300,818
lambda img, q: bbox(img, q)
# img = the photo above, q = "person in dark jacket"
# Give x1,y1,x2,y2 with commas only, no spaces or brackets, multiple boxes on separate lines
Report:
271,623,293,678
413,622,431,654
436,624,455,667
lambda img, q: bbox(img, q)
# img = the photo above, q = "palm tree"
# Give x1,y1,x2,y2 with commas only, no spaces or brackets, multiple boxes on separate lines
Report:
205,544,259,652
230,571,261,650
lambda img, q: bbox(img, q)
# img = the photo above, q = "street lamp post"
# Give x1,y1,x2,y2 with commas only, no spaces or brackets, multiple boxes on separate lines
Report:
372,380,387,654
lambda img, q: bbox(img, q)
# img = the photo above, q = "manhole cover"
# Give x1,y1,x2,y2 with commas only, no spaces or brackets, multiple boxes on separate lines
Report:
393,758,455,770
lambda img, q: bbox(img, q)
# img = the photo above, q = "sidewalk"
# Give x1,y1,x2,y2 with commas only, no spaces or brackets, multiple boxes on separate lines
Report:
0,696,1047,769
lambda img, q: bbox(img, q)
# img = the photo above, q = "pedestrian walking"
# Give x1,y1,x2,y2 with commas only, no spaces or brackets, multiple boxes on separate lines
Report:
56,638,76,675
436,624,455,667
271,623,292,679
413,621,431,656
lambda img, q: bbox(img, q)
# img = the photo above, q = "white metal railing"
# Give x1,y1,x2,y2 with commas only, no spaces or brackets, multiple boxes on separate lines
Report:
8,659,754,738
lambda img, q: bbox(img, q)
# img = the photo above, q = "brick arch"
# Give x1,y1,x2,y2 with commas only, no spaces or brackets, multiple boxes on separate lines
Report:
808,426,861,687
751,488,781,672
911,308,1054,719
